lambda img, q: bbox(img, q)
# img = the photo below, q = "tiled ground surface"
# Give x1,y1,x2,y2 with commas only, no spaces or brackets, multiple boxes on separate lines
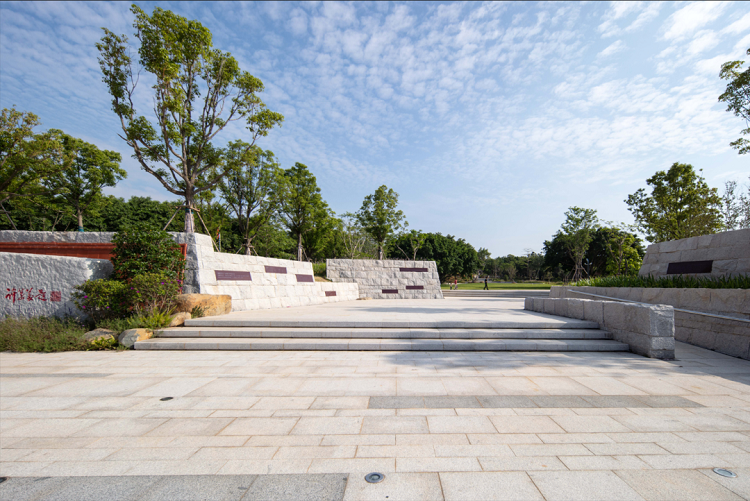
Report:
3,342,750,499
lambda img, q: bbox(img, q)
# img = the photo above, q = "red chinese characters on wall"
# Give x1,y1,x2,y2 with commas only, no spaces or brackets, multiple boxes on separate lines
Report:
5,288,62,304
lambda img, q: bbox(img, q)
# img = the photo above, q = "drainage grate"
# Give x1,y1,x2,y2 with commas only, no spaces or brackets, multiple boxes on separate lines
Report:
365,472,385,484
713,468,737,478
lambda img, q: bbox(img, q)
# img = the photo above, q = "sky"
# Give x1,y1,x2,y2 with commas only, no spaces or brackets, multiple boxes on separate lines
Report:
1,1,749,256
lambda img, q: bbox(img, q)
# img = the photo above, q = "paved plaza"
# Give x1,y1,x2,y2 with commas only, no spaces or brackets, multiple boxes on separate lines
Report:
2,299,750,499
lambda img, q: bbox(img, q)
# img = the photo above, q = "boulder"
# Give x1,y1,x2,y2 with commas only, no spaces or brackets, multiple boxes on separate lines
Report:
84,328,116,342
173,294,232,317
118,328,153,348
169,312,191,327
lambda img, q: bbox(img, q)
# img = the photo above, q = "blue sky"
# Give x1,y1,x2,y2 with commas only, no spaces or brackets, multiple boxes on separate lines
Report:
1,2,749,256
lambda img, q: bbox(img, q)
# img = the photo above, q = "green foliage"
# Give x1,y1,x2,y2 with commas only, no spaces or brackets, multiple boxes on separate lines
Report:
556,207,599,282
87,335,120,350
575,274,750,289
388,232,478,283
190,305,206,318
72,279,128,322
0,316,89,352
97,5,283,232
220,143,281,255
128,309,173,330
127,272,180,314
111,223,185,281
719,48,750,155
357,185,406,260
312,262,326,277
626,163,723,243
42,133,125,231
0,107,68,213
277,162,329,260
95,316,142,333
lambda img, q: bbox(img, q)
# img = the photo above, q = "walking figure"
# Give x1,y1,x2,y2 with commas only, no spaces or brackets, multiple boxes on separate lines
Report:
483,278,488,290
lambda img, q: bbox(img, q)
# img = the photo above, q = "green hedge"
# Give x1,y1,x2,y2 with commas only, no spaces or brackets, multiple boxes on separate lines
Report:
574,274,750,289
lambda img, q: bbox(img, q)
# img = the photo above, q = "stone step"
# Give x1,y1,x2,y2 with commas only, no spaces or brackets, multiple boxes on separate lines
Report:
442,291,549,297
155,327,611,340
184,318,600,329
135,337,629,352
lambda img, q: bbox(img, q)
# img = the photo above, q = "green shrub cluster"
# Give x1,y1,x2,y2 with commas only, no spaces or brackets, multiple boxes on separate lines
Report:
312,262,326,277
1,317,93,352
574,274,750,289
111,222,185,281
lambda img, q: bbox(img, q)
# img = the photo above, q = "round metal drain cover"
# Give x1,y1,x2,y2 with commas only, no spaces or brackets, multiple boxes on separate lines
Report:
160,397,173,401
714,468,737,478
365,472,385,483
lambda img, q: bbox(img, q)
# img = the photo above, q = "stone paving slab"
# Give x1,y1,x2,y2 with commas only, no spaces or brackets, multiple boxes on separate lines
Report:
3,342,750,499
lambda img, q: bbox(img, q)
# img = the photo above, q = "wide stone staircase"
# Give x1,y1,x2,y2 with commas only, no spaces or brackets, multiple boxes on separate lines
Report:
442,289,550,299
136,315,628,352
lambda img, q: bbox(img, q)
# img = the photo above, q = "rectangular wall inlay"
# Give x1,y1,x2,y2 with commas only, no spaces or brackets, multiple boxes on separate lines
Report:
264,265,287,274
296,274,314,283
382,289,399,294
667,260,713,274
325,291,337,297
400,267,429,272
406,285,424,290
214,270,252,281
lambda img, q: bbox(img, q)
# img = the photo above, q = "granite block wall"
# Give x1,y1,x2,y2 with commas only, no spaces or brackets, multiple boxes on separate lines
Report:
638,228,750,278
0,231,359,314
551,285,750,359
0,252,112,318
326,259,443,299
525,296,675,359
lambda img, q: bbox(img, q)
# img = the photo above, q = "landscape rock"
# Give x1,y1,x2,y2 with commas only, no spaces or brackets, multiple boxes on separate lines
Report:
173,294,232,317
169,312,191,327
118,328,153,348
83,328,116,342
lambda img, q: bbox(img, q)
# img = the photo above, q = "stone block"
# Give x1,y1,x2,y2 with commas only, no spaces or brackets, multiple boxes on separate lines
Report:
582,300,603,325
84,328,116,342
169,312,191,327
118,328,152,348
648,305,674,337
567,299,585,319
174,294,232,317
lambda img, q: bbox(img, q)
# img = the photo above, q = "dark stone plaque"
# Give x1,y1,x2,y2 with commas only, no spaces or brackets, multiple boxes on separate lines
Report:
264,265,287,274
382,289,399,294
666,260,713,275
296,274,314,283
406,285,424,290
325,291,337,297
400,267,429,272
215,270,252,281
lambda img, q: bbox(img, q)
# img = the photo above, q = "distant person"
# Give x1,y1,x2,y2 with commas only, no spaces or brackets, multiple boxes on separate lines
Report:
453,278,458,290
484,278,488,290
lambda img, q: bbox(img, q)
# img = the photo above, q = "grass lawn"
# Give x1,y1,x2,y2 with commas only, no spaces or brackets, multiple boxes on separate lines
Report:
441,282,557,290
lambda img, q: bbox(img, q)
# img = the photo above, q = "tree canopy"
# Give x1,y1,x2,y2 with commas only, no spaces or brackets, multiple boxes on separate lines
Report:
626,163,723,243
97,5,283,233
356,185,406,260
719,48,750,155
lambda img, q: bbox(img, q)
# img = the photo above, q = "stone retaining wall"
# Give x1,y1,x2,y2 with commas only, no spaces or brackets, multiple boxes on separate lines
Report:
638,228,750,278
525,296,675,359
551,285,750,360
326,259,443,299
0,231,359,314
0,252,112,318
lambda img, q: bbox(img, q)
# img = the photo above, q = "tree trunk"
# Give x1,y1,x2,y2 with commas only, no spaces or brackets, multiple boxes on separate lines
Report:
378,243,383,260
244,238,253,256
77,207,84,232
184,195,195,234
297,233,303,261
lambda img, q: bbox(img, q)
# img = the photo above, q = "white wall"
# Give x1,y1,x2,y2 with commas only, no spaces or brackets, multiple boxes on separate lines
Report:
327,259,443,299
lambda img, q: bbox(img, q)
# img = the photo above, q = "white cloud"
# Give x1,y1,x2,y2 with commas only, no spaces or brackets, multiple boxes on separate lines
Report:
598,40,626,58
661,1,728,41
723,11,750,35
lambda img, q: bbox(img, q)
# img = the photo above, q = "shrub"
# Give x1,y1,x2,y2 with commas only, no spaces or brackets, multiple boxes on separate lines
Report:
111,222,185,281
312,262,326,277
574,274,750,289
71,279,128,322
127,272,181,314
0,316,89,352
190,305,206,318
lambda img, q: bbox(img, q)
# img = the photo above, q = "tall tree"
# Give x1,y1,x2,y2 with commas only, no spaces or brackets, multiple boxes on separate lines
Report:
277,162,327,261
0,107,67,227
721,177,750,230
43,134,125,232
219,142,281,255
97,5,283,233
356,185,406,260
626,163,723,243
558,207,599,282
719,48,750,155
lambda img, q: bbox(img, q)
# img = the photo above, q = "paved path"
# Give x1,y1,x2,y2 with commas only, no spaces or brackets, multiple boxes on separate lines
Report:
4,337,750,498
